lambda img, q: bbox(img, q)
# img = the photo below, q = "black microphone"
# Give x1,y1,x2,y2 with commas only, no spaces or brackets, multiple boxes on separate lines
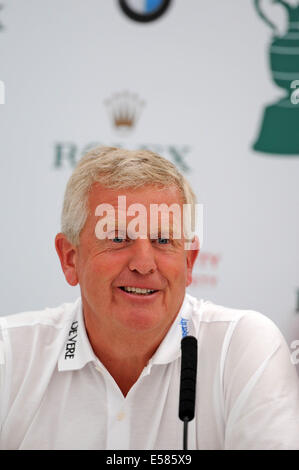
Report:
179,335,198,450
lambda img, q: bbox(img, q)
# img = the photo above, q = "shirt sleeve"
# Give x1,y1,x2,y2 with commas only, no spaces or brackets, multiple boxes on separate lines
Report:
223,312,299,450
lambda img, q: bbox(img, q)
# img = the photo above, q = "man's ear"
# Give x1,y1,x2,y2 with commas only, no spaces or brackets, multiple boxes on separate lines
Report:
186,236,199,287
55,233,79,286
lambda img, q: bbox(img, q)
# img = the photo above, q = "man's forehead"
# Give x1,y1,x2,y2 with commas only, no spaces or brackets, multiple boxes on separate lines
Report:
88,182,184,208
82,183,199,246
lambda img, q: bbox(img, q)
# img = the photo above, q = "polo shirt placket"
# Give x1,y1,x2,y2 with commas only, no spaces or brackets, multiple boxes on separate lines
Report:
94,359,154,449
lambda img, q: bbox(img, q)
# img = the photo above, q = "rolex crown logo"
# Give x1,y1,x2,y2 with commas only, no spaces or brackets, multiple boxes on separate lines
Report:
105,91,145,133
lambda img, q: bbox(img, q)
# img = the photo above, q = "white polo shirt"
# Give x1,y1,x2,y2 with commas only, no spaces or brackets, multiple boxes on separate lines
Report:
0,294,298,450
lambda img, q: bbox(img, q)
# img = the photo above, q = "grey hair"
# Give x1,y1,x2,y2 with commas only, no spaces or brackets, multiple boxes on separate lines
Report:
61,146,197,245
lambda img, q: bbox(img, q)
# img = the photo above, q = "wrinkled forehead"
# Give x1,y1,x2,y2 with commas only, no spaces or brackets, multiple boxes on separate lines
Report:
86,183,186,237
87,182,185,209
99,205,183,235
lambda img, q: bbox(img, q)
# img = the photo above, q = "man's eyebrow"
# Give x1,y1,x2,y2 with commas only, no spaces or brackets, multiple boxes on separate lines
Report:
149,224,182,238
94,211,184,238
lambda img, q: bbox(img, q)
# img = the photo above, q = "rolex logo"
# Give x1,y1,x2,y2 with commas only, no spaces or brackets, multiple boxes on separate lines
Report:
105,91,145,134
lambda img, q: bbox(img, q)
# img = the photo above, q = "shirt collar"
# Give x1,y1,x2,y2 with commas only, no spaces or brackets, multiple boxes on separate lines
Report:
58,293,196,372
148,293,195,366
58,297,96,372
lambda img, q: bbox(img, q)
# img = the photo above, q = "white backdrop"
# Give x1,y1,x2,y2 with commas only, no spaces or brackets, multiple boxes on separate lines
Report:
0,0,298,362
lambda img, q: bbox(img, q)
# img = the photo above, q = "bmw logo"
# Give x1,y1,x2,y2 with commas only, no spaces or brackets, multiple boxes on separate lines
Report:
118,0,173,23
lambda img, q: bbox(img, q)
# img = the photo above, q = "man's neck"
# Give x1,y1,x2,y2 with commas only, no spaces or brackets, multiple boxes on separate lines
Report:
93,350,150,397
83,311,170,397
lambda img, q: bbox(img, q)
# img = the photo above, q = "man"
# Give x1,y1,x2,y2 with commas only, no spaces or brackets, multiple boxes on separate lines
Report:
0,147,298,449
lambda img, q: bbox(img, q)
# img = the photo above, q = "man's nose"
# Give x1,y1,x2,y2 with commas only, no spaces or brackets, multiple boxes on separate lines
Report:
128,239,157,275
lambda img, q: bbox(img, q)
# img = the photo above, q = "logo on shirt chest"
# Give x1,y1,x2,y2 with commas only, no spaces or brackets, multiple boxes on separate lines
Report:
65,321,79,359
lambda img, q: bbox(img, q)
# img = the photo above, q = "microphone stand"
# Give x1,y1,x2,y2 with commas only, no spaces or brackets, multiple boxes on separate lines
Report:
178,335,198,451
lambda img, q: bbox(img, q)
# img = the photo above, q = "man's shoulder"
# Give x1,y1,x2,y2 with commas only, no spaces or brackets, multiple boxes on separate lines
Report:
187,293,282,339
188,294,288,373
0,298,82,381
0,298,80,332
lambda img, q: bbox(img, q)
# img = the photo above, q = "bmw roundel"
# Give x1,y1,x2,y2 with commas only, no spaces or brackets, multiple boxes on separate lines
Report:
118,0,172,23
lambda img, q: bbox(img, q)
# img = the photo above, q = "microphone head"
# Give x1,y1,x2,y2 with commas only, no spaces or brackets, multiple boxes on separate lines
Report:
179,335,198,422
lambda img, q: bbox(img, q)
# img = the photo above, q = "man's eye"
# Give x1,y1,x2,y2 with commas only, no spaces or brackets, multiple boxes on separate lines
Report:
157,238,169,245
112,237,125,243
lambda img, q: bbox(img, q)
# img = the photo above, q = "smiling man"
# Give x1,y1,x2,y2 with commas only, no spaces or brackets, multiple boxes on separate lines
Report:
0,147,299,450
56,182,198,397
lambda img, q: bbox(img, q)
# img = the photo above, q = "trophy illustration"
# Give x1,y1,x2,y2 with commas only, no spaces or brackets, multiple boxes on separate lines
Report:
253,0,299,155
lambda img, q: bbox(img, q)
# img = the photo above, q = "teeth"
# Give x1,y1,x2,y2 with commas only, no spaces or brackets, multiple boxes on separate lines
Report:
123,287,155,294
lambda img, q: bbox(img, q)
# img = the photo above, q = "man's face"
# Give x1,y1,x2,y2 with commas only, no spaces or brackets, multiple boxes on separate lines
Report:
59,183,198,336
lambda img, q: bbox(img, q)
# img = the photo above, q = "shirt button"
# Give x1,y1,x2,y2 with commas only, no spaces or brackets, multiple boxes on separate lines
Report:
117,411,125,421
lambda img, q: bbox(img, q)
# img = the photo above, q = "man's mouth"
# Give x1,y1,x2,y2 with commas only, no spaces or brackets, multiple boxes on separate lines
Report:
119,286,158,296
